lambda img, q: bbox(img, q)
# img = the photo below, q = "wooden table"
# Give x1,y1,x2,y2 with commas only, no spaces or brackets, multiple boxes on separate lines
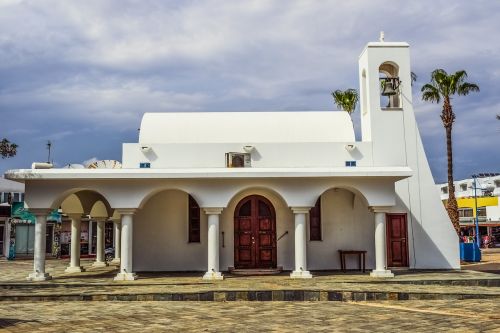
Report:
338,250,367,273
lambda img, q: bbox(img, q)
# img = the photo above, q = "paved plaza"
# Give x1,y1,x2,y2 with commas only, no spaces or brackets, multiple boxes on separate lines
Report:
0,250,499,331
0,257,499,300
0,299,499,332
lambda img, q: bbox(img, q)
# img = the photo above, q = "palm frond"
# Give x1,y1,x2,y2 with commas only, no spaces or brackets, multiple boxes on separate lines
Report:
457,82,479,96
411,72,417,86
421,84,440,103
331,89,358,115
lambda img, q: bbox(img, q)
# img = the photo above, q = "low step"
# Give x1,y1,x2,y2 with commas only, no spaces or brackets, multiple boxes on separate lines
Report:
0,290,498,302
229,267,283,276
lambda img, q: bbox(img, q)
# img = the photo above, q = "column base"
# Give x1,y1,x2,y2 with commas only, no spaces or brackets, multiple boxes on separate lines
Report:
114,272,138,281
290,270,312,279
27,272,52,281
202,271,224,280
370,270,394,278
64,266,85,273
91,261,109,268
110,258,121,266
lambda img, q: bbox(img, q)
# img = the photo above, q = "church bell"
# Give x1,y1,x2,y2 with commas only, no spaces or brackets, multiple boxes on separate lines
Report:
381,77,400,96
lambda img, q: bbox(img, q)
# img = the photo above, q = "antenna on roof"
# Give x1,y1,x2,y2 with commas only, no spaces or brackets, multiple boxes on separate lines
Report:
379,31,385,42
46,140,52,163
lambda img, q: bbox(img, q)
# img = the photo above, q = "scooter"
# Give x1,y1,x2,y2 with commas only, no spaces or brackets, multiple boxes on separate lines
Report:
105,247,115,262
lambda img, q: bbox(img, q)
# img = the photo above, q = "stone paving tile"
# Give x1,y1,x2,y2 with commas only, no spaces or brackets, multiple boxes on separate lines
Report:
1,258,499,302
2,258,499,285
0,300,498,332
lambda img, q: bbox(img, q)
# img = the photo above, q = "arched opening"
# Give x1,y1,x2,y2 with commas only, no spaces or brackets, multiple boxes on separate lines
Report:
134,189,206,272
379,62,401,109
307,188,375,270
57,190,113,259
234,195,276,269
222,187,291,270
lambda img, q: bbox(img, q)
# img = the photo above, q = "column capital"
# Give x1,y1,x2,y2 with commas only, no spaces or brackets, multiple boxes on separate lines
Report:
114,208,138,215
203,207,223,215
29,208,52,216
291,207,311,214
369,206,392,213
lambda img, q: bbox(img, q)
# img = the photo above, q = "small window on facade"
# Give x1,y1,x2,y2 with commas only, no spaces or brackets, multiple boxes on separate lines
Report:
441,186,448,194
309,197,321,241
477,207,487,217
459,208,473,218
13,193,20,202
188,195,201,243
460,183,468,191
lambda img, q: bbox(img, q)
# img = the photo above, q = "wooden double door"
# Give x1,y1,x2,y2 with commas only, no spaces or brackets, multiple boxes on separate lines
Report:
234,195,277,269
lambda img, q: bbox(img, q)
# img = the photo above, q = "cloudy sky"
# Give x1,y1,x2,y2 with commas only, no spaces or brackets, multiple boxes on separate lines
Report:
0,0,498,182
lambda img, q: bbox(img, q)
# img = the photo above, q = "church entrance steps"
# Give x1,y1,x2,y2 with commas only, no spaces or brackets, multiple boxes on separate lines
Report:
228,266,283,276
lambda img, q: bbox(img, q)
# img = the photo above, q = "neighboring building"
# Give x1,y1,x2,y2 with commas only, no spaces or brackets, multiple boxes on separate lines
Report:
437,173,500,247
5,38,460,282
0,178,25,257
1,178,62,259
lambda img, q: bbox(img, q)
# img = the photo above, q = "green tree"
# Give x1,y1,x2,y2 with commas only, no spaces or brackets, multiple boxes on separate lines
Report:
421,69,479,235
1,138,18,158
331,89,359,118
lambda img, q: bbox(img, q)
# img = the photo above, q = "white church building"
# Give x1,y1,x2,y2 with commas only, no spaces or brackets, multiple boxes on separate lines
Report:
5,39,459,281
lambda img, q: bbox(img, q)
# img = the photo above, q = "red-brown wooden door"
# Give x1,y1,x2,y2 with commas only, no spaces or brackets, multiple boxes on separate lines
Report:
234,195,277,269
386,214,409,267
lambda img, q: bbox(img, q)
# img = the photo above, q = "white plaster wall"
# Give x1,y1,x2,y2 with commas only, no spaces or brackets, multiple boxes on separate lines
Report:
486,202,500,222
219,188,294,271
133,190,207,271
359,42,459,269
21,178,399,214
139,111,355,144
308,189,375,270
122,142,374,169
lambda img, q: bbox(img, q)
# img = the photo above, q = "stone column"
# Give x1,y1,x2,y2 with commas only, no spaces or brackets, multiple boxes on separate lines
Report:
27,209,52,281
65,214,85,273
290,207,312,278
92,219,108,268
88,221,93,255
203,208,223,280
370,207,394,277
110,220,121,265
114,209,137,280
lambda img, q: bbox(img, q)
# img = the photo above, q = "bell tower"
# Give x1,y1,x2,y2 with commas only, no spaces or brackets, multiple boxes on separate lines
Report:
357,35,460,269
358,34,412,166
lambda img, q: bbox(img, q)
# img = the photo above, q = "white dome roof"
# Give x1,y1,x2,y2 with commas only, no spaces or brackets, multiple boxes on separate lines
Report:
139,111,355,143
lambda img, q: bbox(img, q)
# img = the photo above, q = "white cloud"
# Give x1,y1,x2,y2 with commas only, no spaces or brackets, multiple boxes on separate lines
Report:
0,0,499,179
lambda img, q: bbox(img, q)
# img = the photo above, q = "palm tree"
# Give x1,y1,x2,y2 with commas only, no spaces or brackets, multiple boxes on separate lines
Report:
0,138,17,158
411,72,417,86
331,89,359,118
421,69,479,235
